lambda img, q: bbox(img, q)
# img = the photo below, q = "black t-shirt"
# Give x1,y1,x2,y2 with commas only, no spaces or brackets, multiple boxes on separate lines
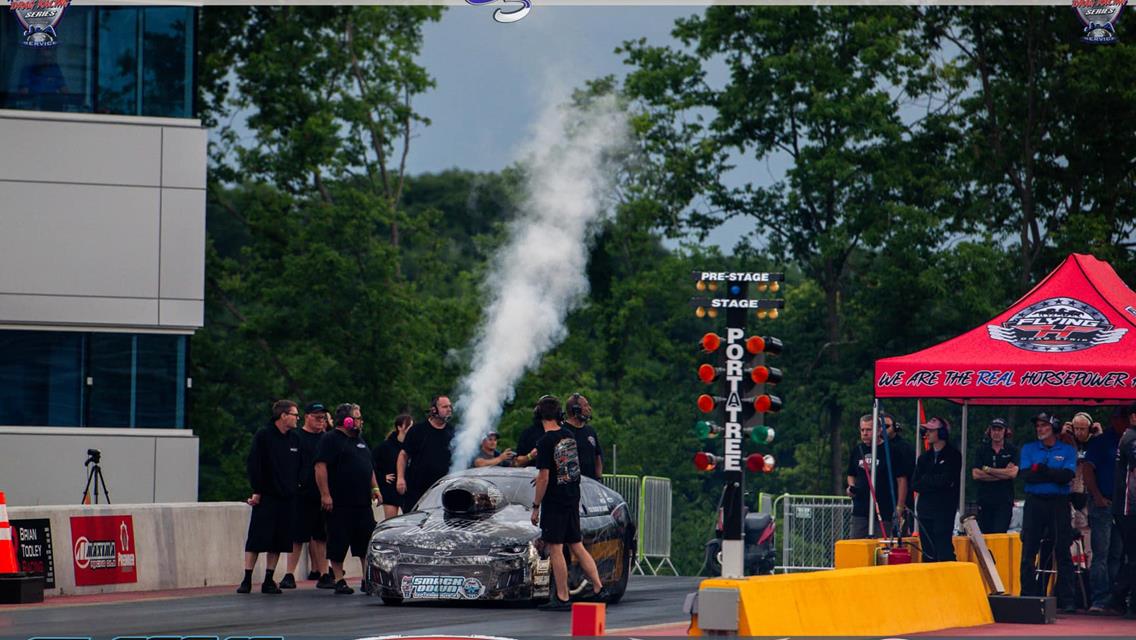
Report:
1113,428,1136,517
913,444,963,517
295,428,324,498
247,423,301,499
845,441,899,519
972,441,1018,504
372,432,403,490
402,420,455,492
536,427,582,508
516,422,544,459
887,436,916,507
565,422,602,480
315,428,375,507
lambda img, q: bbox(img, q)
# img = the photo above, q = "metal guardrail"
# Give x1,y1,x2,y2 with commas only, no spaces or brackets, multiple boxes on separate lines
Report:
601,474,640,529
773,493,853,573
637,475,677,575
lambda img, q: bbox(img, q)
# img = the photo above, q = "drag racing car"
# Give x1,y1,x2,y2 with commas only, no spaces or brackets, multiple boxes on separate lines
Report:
365,466,636,605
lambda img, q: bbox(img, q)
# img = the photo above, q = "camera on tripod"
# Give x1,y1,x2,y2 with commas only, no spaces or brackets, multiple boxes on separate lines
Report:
81,448,110,504
84,448,101,466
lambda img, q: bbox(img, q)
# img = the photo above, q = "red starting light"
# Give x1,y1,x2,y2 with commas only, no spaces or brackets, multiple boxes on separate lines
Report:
698,364,720,384
745,335,783,356
700,333,722,352
697,394,718,413
745,453,766,473
753,394,783,414
693,451,718,472
749,365,783,385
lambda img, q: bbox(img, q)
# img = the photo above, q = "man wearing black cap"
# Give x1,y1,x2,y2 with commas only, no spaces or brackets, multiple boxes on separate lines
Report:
971,418,1019,534
912,416,962,562
1018,412,1079,613
281,402,332,589
472,432,516,467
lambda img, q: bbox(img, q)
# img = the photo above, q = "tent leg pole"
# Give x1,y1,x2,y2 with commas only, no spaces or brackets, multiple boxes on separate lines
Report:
959,401,968,532
869,399,880,538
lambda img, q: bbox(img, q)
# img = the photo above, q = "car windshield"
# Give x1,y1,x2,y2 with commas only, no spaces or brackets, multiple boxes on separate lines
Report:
415,474,535,510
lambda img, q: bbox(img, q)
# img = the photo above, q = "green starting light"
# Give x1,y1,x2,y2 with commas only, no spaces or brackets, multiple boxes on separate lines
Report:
750,425,775,445
694,420,719,440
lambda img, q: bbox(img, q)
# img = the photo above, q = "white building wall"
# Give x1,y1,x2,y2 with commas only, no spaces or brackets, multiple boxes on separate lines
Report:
0,109,206,332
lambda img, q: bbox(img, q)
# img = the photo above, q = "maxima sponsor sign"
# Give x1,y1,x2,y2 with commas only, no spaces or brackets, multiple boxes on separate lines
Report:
70,514,137,586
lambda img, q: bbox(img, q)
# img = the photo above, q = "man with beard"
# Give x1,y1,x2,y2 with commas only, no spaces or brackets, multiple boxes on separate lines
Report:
564,393,603,481
281,402,332,589
316,403,381,595
396,395,455,511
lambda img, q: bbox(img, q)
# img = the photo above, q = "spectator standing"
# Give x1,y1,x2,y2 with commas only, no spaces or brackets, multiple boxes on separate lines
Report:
282,402,332,589
237,400,302,595
971,418,1019,534
845,415,901,539
1085,410,1125,614
396,395,455,510
912,417,962,562
315,403,381,595
1108,403,1136,619
472,432,515,468
1018,412,1079,613
373,414,413,520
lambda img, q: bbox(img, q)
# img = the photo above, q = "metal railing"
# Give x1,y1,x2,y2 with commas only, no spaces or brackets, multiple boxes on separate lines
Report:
637,475,677,575
773,493,853,573
601,474,641,528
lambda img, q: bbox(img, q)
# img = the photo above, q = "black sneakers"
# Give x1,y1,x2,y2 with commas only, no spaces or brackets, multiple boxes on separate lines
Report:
261,579,283,594
236,580,251,594
307,570,322,581
279,573,297,589
316,572,336,589
334,579,355,595
539,595,571,611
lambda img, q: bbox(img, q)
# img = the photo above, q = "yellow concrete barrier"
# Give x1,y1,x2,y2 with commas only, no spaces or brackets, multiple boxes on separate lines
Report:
834,533,1022,595
692,562,993,636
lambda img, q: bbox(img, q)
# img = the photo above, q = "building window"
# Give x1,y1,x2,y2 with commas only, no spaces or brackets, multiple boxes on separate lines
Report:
0,7,195,118
0,330,187,428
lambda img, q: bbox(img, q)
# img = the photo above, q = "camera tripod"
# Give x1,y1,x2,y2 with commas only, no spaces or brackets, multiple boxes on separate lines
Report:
81,460,111,505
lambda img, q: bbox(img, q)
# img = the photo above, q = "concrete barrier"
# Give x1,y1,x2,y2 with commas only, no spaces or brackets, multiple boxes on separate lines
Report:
10,502,251,596
693,562,993,636
834,533,1022,595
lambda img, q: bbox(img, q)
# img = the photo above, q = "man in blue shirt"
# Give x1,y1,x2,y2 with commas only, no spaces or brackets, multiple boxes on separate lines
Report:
1018,412,1078,613
1084,411,1124,613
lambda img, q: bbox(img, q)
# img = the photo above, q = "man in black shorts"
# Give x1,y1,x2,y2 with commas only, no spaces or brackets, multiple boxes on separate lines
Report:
316,403,381,595
530,395,603,611
281,402,332,589
238,399,301,594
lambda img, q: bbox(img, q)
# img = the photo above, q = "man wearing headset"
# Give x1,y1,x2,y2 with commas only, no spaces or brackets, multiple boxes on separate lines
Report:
912,417,962,562
971,418,1019,534
396,395,455,511
1018,412,1078,613
564,393,603,481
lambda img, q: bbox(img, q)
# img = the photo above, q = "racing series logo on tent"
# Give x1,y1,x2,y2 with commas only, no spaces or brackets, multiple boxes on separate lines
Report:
987,297,1127,352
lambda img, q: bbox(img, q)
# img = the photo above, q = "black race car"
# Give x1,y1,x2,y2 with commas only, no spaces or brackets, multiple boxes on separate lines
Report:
365,466,635,605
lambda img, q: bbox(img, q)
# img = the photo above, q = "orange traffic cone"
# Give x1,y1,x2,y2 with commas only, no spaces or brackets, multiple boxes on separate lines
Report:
0,491,20,574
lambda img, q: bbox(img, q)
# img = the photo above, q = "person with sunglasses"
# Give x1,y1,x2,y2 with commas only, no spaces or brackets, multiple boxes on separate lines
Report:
238,399,302,595
281,402,333,589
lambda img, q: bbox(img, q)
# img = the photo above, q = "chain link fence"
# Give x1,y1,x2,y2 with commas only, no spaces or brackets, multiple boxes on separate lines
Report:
773,493,853,573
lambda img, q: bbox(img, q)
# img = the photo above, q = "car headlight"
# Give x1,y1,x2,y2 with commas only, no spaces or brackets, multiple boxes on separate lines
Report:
492,543,528,555
369,542,399,569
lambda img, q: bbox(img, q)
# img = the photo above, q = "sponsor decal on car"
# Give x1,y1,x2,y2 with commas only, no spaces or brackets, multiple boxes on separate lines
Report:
400,575,486,599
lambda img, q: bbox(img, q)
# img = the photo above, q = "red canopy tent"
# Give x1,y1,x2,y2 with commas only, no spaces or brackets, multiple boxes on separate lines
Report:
870,253,1136,527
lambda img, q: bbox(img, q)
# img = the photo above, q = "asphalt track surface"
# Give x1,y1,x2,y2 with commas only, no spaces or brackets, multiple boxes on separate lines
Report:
0,576,701,639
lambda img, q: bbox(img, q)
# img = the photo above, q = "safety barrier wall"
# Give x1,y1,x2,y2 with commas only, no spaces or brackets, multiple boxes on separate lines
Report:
637,476,676,575
8,502,260,596
774,493,852,572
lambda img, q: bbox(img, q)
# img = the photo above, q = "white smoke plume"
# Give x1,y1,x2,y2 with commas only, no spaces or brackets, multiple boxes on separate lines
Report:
449,94,628,473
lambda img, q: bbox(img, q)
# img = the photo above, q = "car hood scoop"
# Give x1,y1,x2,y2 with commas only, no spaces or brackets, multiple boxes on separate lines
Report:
441,478,506,516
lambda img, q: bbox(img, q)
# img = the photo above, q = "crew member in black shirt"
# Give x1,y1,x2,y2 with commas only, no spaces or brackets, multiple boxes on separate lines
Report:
913,417,963,562
883,413,914,535
396,395,455,510
372,413,412,520
316,403,381,595
282,402,332,589
238,399,302,595
513,413,544,468
845,415,902,538
971,418,1019,534
531,395,603,611
564,393,603,480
